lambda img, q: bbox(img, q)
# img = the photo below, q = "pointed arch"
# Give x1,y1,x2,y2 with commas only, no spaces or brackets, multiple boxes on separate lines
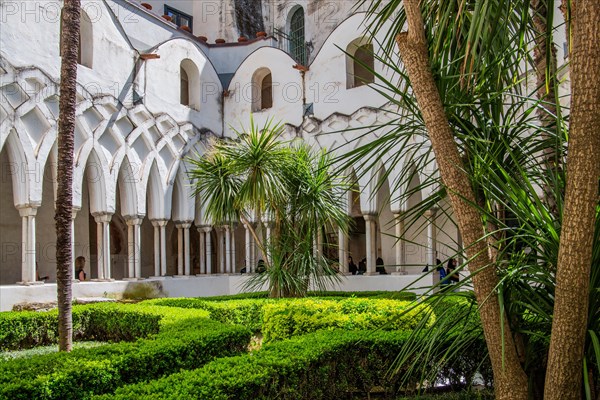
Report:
146,160,166,220
1,130,31,207
116,156,139,217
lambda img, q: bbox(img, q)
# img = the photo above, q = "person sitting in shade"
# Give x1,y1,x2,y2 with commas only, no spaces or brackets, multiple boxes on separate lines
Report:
256,259,266,273
446,258,459,284
75,256,87,281
348,256,358,275
375,257,387,274
357,258,367,275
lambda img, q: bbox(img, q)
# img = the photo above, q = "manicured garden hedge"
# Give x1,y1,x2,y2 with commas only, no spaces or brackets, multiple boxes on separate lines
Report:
261,297,434,342
98,329,491,400
0,303,161,351
146,298,271,331
0,303,252,400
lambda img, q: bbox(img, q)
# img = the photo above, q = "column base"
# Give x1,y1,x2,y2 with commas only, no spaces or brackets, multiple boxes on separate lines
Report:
149,276,169,280
391,272,408,276
365,272,381,276
172,275,192,279
90,278,115,282
17,281,45,286
123,278,145,282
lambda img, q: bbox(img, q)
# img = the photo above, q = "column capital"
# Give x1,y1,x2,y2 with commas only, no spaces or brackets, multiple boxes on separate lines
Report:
424,208,438,217
93,212,113,223
201,226,213,233
363,213,377,221
175,221,193,229
393,211,406,219
72,207,81,219
150,219,169,227
125,216,144,226
17,206,38,217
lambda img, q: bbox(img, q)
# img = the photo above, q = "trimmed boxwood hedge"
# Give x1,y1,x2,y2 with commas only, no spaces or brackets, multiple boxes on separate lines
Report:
145,298,271,331
98,329,491,400
261,298,434,342
0,304,161,351
0,303,252,400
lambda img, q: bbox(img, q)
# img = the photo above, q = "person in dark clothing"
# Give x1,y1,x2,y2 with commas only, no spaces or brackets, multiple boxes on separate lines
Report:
75,256,86,281
357,258,367,275
348,256,358,275
375,257,387,274
256,259,266,273
446,258,459,284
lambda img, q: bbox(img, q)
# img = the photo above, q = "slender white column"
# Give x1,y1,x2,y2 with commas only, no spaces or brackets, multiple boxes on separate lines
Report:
152,219,169,276
102,217,112,280
231,224,237,273
198,228,206,274
224,225,232,274
96,217,104,280
364,214,377,275
338,227,348,273
394,213,407,274
203,227,213,274
152,221,160,277
424,209,437,268
71,209,79,280
134,220,142,278
94,213,113,280
245,224,252,273
219,228,225,273
127,223,134,278
177,225,184,275
18,207,38,283
264,222,272,263
183,223,191,276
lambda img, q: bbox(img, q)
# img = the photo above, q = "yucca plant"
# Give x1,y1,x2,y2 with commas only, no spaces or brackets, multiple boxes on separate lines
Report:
188,118,351,298
338,0,599,398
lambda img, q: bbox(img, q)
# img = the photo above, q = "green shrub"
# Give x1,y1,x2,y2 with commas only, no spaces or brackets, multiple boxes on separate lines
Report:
0,304,161,351
97,330,413,400
143,298,272,331
262,298,433,342
100,328,490,400
0,304,251,400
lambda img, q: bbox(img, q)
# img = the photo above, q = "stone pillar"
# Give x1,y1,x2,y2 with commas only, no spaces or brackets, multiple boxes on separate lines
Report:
18,206,37,284
203,226,213,274
152,221,160,277
424,209,437,268
394,213,407,274
183,223,191,275
264,221,273,263
150,219,169,276
338,227,348,273
173,221,194,276
126,217,143,279
231,224,237,273
71,208,79,280
218,228,225,273
197,228,206,274
245,224,252,273
364,214,377,275
94,213,113,280
224,225,232,274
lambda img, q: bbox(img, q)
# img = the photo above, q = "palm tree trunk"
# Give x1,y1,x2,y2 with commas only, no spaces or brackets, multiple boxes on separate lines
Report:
544,1,600,398
56,0,80,352
395,1,528,399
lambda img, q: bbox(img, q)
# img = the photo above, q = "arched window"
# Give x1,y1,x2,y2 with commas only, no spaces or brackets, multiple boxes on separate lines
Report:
252,68,273,112
346,38,375,89
180,67,190,106
180,59,200,110
288,6,306,65
60,9,93,68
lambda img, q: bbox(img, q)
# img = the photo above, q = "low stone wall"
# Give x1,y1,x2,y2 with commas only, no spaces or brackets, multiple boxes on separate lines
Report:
0,274,435,311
